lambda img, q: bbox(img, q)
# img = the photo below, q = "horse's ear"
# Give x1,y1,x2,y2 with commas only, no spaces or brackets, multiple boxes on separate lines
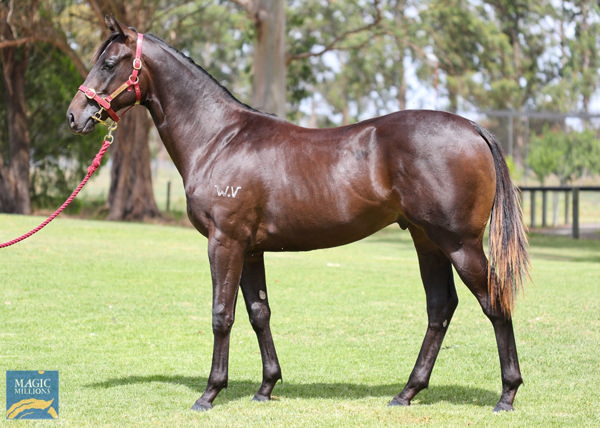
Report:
105,15,126,38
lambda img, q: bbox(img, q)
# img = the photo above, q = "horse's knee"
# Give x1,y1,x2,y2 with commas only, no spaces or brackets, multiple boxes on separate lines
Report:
212,306,235,335
248,301,271,332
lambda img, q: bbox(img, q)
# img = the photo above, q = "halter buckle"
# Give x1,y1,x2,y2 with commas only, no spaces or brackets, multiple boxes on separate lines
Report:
84,88,97,99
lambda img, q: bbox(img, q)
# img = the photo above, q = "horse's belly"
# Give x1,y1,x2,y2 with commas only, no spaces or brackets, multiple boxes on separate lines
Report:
254,204,400,251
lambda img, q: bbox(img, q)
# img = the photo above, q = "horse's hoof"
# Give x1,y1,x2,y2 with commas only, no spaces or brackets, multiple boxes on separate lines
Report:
388,397,410,407
191,399,213,411
252,393,270,402
493,402,514,413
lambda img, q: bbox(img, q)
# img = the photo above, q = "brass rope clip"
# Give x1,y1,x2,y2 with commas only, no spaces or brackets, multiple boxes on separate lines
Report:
103,121,118,144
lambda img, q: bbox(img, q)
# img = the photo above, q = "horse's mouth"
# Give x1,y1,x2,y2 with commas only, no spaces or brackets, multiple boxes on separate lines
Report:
68,113,97,135
80,117,98,135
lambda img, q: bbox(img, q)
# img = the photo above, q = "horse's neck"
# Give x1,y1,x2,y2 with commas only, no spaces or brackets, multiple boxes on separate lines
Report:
143,41,249,179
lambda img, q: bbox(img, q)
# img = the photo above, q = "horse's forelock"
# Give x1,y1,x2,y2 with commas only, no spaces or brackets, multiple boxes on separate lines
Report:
91,32,124,63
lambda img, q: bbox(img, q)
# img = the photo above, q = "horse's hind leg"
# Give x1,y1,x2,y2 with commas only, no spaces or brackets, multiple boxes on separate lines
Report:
448,240,523,412
390,227,458,407
240,252,282,401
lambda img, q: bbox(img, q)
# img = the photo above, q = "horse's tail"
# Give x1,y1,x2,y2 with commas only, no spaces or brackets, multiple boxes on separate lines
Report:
472,122,530,317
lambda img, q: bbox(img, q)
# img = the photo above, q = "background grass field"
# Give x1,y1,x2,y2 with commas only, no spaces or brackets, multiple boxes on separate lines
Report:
1,214,599,427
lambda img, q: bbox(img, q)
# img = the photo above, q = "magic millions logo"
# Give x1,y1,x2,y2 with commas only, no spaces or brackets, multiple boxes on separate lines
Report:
6,371,59,420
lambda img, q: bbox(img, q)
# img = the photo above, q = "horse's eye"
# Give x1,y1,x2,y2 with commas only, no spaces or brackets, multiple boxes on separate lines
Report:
102,57,118,71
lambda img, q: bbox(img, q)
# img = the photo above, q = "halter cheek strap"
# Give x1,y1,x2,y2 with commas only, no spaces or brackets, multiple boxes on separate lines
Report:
78,32,144,124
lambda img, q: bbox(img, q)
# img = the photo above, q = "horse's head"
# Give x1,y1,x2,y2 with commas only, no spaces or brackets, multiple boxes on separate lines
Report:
67,16,146,134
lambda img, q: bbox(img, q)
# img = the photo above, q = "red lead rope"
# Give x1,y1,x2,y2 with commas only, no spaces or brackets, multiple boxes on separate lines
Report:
0,137,113,248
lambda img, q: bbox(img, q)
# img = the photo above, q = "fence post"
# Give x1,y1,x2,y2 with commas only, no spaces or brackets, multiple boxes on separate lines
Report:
572,187,579,239
166,180,171,213
529,190,536,228
564,189,570,225
542,189,547,227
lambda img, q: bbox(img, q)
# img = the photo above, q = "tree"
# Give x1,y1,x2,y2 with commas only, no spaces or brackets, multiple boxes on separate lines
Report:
0,1,32,214
1,0,165,220
76,0,162,221
1,0,107,214
228,0,286,117
285,0,384,124
26,44,103,210
528,127,564,185
422,0,526,112
543,1,600,114
5,0,599,222
529,126,600,185
159,2,252,99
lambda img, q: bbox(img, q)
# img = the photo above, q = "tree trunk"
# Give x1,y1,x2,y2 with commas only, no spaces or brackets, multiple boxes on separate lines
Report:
107,107,160,221
249,0,286,117
0,18,30,214
87,0,162,221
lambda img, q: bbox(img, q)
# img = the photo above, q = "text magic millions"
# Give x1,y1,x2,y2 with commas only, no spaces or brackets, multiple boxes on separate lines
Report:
6,371,59,419
13,377,53,395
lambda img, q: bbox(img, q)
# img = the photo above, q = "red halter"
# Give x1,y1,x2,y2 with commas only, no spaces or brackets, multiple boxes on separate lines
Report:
78,32,144,123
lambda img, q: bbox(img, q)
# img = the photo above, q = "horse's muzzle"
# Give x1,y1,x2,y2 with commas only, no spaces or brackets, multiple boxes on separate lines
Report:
66,104,97,135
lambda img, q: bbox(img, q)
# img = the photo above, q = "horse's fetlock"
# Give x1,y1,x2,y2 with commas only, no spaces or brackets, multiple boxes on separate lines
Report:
264,363,282,384
503,372,523,390
407,369,430,391
208,373,228,391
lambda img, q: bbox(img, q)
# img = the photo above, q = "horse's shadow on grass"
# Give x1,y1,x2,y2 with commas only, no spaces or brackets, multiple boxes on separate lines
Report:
87,375,499,408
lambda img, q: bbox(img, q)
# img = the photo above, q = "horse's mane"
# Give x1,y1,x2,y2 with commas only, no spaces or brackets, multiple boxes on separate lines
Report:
91,29,270,115
144,33,265,115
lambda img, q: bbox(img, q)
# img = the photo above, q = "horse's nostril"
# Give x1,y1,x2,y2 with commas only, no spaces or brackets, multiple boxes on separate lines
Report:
68,112,75,127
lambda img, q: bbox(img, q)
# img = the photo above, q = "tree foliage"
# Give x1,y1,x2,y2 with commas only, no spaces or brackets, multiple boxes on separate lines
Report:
529,126,600,185
3,0,600,215
26,45,104,209
0,42,103,210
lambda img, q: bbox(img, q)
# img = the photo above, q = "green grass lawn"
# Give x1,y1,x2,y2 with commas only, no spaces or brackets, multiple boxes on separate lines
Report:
1,214,599,427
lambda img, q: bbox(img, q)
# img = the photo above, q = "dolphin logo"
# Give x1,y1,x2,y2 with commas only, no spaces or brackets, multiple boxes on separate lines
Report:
6,398,58,419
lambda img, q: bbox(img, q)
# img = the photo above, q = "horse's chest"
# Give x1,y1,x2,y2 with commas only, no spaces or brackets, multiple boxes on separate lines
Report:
185,181,255,238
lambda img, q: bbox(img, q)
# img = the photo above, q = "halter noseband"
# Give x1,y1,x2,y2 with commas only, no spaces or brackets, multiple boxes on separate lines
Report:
78,32,144,124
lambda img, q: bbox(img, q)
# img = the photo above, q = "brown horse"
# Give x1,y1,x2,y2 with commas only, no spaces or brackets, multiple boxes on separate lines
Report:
67,16,529,412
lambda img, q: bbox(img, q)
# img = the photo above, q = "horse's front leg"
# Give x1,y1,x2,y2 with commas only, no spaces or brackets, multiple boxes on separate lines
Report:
240,252,282,401
192,235,245,411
